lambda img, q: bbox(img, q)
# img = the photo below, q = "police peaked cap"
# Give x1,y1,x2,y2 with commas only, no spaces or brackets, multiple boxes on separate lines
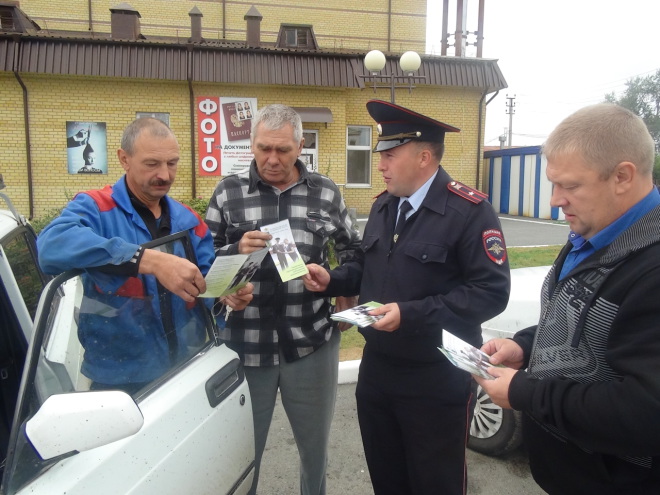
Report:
366,99,460,152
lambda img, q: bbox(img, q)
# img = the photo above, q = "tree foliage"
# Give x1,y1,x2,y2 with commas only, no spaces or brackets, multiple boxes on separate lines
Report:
605,69,660,182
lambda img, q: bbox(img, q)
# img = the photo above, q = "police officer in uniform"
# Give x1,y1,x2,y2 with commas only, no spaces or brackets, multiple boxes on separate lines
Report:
303,99,511,494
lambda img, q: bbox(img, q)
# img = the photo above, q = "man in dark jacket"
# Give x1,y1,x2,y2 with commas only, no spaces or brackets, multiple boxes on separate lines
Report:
477,103,660,494
304,100,510,494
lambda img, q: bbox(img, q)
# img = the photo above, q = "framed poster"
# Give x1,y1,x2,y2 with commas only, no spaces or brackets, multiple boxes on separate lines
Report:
66,121,108,174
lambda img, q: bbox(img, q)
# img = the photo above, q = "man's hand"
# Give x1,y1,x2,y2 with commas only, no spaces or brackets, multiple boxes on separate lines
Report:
480,338,525,369
302,263,331,292
474,367,519,409
473,338,526,409
139,249,205,303
369,303,400,332
220,283,254,311
334,295,358,331
238,231,272,254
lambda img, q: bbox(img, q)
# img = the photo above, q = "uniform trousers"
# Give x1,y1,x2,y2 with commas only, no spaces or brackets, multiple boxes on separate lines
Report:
244,327,339,495
356,349,472,495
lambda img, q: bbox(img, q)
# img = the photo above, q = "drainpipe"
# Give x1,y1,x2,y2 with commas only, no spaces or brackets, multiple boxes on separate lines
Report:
187,43,197,198
88,0,93,31
387,0,391,52
475,89,488,190
476,89,500,191
222,0,226,39
12,35,34,219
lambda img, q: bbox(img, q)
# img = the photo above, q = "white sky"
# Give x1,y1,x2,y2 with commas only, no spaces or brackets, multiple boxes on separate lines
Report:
426,0,660,146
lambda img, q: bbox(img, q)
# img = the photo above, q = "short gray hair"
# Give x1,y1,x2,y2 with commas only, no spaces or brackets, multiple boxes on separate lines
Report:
543,103,655,178
251,104,303,144
121,117,176,155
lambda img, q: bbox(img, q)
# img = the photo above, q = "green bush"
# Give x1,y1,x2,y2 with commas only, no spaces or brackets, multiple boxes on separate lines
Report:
31,207,64,234
181,196,211,217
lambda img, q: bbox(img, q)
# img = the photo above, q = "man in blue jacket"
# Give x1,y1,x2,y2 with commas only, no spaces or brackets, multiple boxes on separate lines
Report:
304,100,510,494
38,117,252,394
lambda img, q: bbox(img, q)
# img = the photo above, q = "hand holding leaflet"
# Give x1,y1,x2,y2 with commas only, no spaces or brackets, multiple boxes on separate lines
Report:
260,219,309,282
199,247,268,298
330,301,384,328
438,329,504,380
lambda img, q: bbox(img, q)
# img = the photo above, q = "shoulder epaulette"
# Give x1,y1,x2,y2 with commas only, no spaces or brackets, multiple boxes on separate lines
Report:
373,189,388,200
447,181,488,204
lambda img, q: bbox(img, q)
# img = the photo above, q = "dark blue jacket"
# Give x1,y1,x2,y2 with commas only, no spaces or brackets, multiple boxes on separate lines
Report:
326,167,510,363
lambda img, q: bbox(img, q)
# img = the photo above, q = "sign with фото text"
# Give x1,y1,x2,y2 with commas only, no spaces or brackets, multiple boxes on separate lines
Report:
196,96,257,176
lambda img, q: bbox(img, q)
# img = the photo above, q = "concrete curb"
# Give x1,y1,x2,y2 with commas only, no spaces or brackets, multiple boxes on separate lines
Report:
338,359,360,384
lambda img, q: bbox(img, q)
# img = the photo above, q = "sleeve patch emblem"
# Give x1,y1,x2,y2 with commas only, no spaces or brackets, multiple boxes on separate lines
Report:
482,229,507,265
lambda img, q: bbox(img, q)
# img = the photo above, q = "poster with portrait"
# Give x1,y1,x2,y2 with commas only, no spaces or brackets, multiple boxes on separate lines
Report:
196,97,258,176
66,121,108,174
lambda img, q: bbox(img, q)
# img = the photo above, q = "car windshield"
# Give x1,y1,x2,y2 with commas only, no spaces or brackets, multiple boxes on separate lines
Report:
2,232,216,495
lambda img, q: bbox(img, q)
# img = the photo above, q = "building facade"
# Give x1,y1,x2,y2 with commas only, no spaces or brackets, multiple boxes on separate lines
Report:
0,0,506,218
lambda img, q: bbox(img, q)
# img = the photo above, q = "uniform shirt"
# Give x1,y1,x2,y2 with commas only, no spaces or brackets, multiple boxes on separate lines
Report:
206,159,362,366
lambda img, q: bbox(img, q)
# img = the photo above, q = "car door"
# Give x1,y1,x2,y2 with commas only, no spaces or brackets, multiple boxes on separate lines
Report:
1,231,255,495
0,205,50,481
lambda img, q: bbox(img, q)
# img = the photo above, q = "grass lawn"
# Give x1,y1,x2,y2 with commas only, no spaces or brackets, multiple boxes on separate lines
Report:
337,244,563,361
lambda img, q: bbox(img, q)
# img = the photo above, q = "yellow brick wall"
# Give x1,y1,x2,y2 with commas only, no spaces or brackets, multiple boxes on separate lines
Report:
0,74,192,215
0,70,482,218
341,86,485,215
19,0,426,53
0,74,30,213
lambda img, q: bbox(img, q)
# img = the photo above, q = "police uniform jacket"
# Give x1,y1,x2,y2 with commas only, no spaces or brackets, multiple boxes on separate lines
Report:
326,166,510,364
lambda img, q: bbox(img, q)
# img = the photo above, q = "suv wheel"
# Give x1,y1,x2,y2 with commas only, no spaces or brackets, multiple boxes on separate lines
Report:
468,384,522,456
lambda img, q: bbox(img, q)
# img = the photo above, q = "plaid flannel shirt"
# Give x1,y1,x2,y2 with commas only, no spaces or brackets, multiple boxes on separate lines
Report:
205,160,362,366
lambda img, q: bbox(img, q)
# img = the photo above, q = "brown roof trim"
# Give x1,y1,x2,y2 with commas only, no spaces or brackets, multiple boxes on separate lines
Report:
0,34,507,91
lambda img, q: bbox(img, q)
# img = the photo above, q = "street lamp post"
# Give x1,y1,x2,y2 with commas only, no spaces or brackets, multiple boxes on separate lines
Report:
360,50,426,104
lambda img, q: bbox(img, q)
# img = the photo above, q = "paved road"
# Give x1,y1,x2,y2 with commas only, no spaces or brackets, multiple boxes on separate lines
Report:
257,214,565,494
260,383,545,495
355,214,570,248
498,214,569,247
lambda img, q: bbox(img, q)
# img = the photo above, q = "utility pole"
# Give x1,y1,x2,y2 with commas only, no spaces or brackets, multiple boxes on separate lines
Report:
505,95,516,147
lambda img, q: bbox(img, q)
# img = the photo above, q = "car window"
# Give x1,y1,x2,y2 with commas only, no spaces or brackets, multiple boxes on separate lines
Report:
1,229,46,320
2,232,217,495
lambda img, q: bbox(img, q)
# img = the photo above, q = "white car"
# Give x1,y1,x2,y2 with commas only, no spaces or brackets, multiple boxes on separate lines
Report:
468,265,551,456
0,178,255,495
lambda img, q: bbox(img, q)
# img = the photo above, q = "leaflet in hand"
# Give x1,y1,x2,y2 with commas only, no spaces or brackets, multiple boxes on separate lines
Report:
438,329,501,380
330,301,384,328
199,247,269,298
260,219,309,282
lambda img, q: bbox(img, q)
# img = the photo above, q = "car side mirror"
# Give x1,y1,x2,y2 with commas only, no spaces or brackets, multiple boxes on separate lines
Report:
25,391,144,460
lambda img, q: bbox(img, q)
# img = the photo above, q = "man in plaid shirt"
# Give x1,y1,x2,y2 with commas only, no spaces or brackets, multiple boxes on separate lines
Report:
205,104,361,495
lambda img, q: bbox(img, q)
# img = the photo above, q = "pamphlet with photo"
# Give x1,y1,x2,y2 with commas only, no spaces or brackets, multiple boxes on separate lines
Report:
330,301,384,328
199,247,269,298
438,329,503,380
260,220,309,282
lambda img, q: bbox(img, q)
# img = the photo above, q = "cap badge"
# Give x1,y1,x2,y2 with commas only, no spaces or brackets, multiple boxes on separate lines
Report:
377,124,383,136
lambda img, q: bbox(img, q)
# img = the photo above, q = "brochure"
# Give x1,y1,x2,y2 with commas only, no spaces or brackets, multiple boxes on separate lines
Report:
330,301,384,328
438,329,503,380
260,219,309,282
198,247,269,298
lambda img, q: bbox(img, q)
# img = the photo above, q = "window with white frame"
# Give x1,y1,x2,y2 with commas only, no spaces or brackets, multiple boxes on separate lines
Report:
346,126,371,186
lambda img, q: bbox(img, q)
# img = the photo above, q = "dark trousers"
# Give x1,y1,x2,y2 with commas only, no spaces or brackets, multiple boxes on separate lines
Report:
356,350,472,495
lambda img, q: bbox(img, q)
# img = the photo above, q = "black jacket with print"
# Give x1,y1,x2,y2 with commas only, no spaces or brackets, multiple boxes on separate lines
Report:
510,204,660,494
